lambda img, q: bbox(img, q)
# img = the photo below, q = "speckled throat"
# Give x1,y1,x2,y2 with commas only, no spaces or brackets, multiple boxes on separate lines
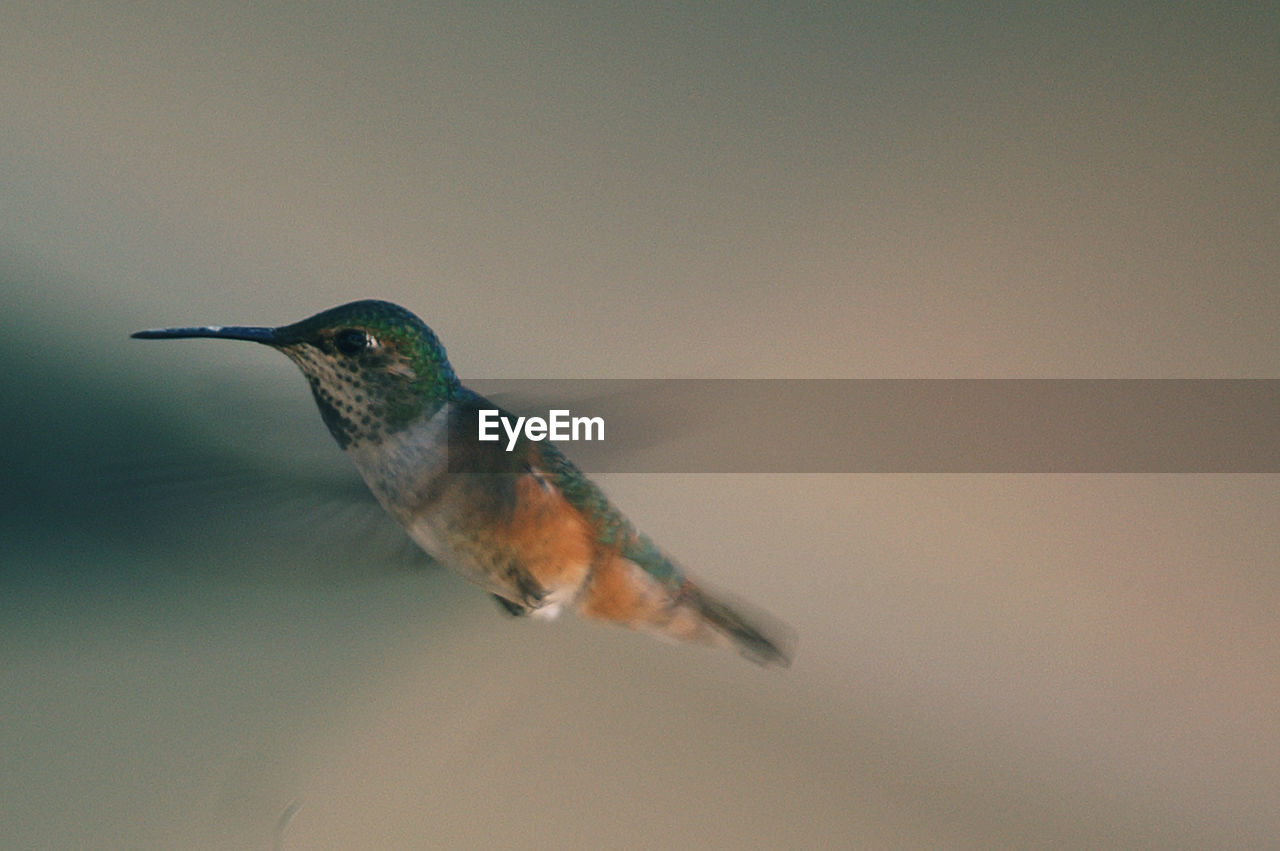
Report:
281,341,442,450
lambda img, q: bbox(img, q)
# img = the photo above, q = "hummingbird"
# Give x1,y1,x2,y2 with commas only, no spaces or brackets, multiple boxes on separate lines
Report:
133,300,792,666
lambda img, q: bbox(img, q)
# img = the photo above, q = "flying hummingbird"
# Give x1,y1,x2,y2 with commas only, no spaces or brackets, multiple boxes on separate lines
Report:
133,300,792,666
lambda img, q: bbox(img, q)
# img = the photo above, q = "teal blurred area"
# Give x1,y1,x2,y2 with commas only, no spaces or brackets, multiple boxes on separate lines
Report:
0,263,401,581
2,2,1279,848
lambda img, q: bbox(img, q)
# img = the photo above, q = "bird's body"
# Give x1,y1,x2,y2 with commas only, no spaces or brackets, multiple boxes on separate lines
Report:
134,299,791,666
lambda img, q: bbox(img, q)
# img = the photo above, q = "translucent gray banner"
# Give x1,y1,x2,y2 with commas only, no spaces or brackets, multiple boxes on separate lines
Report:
453,380,1279,473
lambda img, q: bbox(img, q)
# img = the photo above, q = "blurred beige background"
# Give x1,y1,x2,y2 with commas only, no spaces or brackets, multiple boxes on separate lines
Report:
1,2,1276,848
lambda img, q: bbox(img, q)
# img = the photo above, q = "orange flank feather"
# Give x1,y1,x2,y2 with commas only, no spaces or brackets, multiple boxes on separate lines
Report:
495,473,596,600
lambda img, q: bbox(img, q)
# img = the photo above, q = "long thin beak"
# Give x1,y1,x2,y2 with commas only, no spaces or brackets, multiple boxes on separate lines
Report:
131,325,279,344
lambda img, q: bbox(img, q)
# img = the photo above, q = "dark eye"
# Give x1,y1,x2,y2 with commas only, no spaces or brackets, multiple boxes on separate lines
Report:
334,328,372,355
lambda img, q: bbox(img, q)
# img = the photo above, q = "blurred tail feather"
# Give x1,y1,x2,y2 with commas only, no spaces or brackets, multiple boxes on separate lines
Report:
686,584,795,668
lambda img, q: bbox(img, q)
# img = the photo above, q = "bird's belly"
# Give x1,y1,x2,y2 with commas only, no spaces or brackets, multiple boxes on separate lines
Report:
400,510,547,602
400,514,483,583
398,480,596,614
347,411,596,612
